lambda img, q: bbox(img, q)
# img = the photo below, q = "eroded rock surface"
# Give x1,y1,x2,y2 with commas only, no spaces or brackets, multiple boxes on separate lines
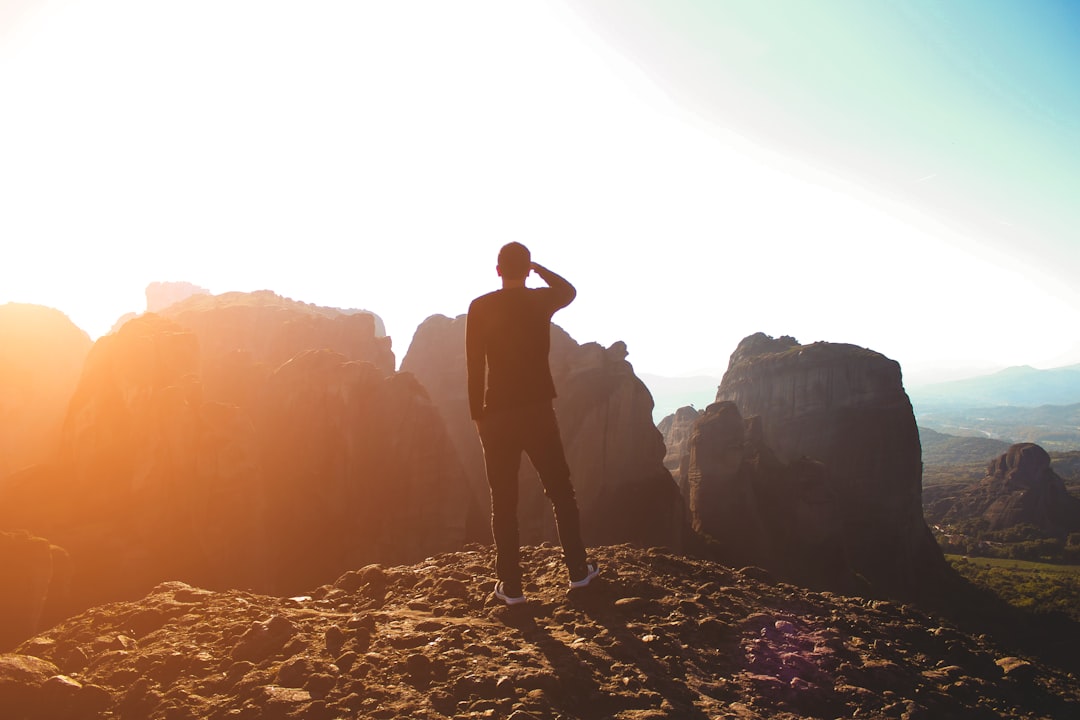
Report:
680,402,853,592
713,333,947,600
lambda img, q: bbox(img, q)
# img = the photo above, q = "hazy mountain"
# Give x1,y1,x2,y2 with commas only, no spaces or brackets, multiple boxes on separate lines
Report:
909,364,1080,408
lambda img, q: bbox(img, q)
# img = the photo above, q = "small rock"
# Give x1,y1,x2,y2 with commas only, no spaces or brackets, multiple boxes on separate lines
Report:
325,625,346,655
335,651,358,673
276,657,314,688
996,656,1037,682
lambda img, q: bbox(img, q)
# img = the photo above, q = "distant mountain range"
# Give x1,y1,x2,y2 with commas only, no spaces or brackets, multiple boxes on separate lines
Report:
908,364,1080,408
907,364,1080,452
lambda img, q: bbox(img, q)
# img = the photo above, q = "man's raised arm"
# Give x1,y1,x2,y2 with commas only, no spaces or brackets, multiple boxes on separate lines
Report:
531,262,576,310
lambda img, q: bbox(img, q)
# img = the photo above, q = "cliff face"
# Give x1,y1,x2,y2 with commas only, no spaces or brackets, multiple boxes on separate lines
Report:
714,333,946,599
679,401,853,591
402,315,687,552
657,405,702,473
0,304,92,480
0,302,468,630
0,531,69,652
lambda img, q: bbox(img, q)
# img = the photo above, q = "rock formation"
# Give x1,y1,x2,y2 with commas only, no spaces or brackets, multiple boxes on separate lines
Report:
158,290,395,380
678,401,853,591
712,333,946,599
0,304,91,479
657,405,701,472
145,281,211,312
0,301,469,632
927,443,1080,537
402,314,687,552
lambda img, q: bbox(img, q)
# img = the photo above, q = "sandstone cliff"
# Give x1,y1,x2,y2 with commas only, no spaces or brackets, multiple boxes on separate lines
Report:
713,333,947,599
678,401,854,592
402,314,687,552
0,304,468,632
657,405,701,473
0,304,92,480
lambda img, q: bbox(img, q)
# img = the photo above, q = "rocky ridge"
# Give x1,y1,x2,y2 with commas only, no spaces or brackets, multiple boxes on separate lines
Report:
4,544,1077,720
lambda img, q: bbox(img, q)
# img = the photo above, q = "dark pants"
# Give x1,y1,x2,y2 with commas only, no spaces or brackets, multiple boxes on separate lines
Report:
478,401,587,584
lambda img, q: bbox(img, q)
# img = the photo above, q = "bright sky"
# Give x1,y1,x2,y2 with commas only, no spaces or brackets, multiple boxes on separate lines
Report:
2,0,1078,385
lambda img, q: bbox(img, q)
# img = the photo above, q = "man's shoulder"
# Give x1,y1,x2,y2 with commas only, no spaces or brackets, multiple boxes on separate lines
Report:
468,290,501,313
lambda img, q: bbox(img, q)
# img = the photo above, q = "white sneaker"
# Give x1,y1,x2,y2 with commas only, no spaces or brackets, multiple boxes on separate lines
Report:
568,562,600,589
494,580,527,605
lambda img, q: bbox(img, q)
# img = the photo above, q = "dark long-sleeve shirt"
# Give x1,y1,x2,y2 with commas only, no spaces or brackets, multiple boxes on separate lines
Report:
466,270,575,420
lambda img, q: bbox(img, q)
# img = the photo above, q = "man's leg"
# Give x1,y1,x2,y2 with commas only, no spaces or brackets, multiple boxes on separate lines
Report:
478,413,524,586
523,403,588,577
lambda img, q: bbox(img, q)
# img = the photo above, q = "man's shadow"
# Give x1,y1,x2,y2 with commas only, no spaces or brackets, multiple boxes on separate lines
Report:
495,576,714,719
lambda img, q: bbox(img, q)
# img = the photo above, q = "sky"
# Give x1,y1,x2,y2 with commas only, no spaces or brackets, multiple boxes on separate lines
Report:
1,0,1078,387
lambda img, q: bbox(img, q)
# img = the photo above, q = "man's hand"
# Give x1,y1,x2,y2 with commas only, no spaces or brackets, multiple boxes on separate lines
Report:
529,261,575,307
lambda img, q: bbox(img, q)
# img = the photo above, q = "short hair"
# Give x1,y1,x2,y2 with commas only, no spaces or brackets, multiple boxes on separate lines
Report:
498,242,531,280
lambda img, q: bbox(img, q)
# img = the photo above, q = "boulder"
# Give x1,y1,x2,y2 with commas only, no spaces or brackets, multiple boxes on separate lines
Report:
0,653,62,718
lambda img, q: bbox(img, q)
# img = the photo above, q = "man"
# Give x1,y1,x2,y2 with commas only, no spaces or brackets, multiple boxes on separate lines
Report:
466,242,599,605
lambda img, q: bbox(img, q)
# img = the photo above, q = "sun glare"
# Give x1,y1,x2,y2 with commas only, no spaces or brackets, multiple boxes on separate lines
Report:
0,0,1076,377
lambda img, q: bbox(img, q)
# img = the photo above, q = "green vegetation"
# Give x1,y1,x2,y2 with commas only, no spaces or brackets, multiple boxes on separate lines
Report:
932,522,1080,564
948,555,1080,622
918,426,1009,467
915,405,1080,453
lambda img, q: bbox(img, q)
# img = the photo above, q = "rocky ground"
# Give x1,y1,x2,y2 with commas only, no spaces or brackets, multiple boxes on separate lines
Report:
3,544,1079,720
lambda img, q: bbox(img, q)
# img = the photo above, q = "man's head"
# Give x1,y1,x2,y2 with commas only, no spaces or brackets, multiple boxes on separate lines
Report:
497,242,531,282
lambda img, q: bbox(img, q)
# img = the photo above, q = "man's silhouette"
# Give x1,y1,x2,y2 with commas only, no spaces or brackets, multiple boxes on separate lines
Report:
466,242,599,605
